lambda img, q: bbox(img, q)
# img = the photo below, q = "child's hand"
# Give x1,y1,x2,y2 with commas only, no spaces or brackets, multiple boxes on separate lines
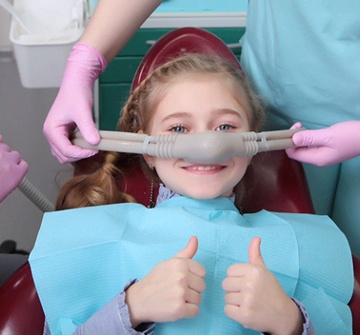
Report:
222,237,303,335
125,236,206,327
286,121,360,166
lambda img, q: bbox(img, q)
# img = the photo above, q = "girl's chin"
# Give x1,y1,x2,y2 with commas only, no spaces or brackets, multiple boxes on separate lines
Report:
180,190,231,200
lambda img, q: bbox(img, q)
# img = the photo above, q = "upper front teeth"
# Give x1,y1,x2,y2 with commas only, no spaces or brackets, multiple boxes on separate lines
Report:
192,165,217,171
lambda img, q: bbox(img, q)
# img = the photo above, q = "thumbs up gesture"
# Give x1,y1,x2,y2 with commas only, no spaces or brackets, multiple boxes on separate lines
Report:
125,236,206,327
222,237,303,334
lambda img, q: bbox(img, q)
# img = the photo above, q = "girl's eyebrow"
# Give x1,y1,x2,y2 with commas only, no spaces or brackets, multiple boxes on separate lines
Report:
161,109,245,123
215,108,245,119
160,112,191,123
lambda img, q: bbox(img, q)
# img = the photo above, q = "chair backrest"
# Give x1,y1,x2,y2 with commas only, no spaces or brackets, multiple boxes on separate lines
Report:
0,262,44,335
0,27,358,335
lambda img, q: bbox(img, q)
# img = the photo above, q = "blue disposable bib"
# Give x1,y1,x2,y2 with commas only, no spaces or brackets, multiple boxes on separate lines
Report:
29,197,353,335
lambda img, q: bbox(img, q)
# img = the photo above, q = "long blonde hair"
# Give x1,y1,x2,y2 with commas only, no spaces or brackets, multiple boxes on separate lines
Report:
56,53,265,210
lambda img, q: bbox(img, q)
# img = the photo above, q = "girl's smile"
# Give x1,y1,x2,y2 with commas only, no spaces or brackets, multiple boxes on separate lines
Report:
181,164,225,173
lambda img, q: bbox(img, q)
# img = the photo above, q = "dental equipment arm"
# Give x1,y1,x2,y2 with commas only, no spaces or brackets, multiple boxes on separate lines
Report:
72,129,299,164
0,136,54,212
18,178,55,212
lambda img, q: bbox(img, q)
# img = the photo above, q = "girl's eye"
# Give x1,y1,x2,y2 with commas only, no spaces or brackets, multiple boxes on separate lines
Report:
170,125,187,133
216,124,235,131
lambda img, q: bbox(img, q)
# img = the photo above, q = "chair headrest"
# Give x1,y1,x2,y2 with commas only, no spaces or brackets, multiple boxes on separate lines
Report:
131,27,243,91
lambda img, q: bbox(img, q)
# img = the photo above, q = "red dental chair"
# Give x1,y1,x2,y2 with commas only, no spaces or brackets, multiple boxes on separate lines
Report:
0,28,359,335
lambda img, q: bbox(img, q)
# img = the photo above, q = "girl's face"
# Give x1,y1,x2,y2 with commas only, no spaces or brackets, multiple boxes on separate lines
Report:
144,76,252,200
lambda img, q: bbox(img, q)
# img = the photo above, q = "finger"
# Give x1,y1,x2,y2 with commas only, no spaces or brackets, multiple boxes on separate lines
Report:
175,236,198,259
75,119,101,145
175,237,206,278
184,287,203,305
291,131,313,147
292,129,332,148
51,139,98,164
224,304,242,324
0,143,11,154
62,145,98,161
3,150,21,164
222,272,253,291
50,145,70,164
188,271,206,292
225,262,255,278
286,146,328,166
222,275,242,292
290,122,302,130
44,125,94,163
285,147,297,158
182,303,201,319
248,237,266,267
17,160,29,175
224,291,242,306
46,132,77,163
188,258,206,278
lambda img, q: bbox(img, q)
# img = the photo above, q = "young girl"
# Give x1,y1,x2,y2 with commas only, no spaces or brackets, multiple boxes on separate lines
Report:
30,53,353,335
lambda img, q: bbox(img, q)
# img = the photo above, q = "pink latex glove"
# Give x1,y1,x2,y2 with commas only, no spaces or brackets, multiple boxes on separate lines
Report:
43,42,107,163
0,135,29,202
286,121,360,166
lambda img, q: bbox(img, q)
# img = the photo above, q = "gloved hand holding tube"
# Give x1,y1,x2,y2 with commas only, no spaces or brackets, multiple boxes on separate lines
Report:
286,121,360,166
43,42,107,164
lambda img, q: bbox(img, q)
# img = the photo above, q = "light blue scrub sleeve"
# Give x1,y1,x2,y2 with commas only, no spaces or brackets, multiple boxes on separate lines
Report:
240,0,360,255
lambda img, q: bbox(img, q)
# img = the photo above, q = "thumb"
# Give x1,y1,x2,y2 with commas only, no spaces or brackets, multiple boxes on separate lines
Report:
290,122,303,130
76,119,101,145
248,237,266,267
175,236,198,259
291,130,313,147
292,129,330,148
